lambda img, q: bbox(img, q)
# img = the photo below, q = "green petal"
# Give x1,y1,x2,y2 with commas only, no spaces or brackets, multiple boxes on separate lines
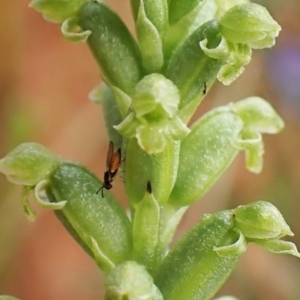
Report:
114,112,140,138
214,229,247,257
61,17,91,42
136,125,167,154
255,239,300,258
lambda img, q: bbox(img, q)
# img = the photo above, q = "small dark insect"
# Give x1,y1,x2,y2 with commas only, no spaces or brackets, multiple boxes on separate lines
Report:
96,141,122,197
203,82,207,95
146,181,152,194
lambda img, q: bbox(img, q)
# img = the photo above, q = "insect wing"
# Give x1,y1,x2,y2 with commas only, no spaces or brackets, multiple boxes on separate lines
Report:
106,141,114,169
110,148,121,173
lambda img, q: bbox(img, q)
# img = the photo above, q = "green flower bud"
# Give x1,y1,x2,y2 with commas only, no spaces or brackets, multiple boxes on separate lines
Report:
79,1,143,94
29,0,88,23
105,261,163,300
233,201,293,240
219,3,281,49
0,143,61,186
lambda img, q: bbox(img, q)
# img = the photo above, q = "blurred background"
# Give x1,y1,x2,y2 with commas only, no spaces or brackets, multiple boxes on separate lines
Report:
1,0,300,299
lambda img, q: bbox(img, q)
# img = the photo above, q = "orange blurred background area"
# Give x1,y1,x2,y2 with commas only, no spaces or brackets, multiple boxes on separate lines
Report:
1,0,300,299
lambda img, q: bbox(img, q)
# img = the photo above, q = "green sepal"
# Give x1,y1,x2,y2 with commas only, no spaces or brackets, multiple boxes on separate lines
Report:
219,3,281,49
47,162,132,271
34,179,67,210
79,1,143,94
214,229,247,257
130,0,168,35
166,19,225,112
232,97,284,172
61,16,91,42
0,142,61,186
235,131,264,173
254,239,300,258
164,0,217,59
155,210,240,300
169,107,243,207
132,185,160,272
231,97,285,134
233,201,293,240
89,84,123,149
105,261,164,300
29,0,88,23
114,112,140,139
110,86,131,118
135,0,164,73
217,43,252,85
124,138,180,206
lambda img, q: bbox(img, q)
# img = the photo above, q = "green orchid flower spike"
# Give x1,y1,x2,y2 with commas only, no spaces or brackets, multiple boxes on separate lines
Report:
0,0,298,299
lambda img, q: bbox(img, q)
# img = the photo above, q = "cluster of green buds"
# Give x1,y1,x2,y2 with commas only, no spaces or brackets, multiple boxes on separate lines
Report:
0,1,298,300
